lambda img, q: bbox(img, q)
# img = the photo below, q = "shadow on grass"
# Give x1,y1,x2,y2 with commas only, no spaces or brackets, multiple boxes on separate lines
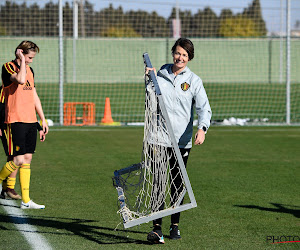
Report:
234,203,300,218
0,212,152,245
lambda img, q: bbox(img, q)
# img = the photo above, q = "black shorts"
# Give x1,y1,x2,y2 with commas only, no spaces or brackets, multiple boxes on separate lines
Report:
0,123,10,156
9,122,37,156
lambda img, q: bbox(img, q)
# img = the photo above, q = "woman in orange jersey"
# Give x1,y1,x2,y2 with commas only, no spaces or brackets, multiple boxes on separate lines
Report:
0,41,48,209
0,86,46,200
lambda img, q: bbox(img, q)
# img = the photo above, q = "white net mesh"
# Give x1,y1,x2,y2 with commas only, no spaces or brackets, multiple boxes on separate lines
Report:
112,58,195,228
142,75,184,212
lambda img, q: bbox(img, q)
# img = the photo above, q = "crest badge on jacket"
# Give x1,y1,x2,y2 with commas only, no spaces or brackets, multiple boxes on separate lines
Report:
181,82,190,91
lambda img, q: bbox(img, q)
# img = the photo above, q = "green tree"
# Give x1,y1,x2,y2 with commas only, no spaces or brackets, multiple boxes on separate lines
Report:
102,25,141,37
242,0,267,36
97,4,140,37
28,3,42,36
82,0,97,36
0,1,20,36
63,2,73,37
219,9,233,20
180,10,193,37
188,7,219,37
0,0,268,38
42,2,59,36
0,22,7,35
219,16,262,37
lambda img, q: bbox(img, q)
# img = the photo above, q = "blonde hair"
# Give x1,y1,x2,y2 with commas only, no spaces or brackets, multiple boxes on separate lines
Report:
15,40,39,55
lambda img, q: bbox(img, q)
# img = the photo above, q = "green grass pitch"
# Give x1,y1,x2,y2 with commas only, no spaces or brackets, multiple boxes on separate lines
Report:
0,126,299,249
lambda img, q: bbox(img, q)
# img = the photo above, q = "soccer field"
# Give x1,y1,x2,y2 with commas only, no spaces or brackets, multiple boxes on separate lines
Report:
0,126,299,249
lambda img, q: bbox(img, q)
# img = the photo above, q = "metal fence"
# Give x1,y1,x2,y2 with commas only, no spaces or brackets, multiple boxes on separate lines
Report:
0,0,299,125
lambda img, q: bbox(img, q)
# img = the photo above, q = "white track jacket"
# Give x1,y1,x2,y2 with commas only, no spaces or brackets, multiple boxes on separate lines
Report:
157,64,212,149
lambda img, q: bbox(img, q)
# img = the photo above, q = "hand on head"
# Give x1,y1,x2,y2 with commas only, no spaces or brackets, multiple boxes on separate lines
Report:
16,49,25,60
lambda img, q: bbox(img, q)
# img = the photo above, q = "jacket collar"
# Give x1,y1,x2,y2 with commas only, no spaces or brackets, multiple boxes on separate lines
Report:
159,64,191,82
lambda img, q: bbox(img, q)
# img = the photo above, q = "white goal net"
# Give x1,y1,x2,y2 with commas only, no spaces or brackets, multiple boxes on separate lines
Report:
112,53,197,228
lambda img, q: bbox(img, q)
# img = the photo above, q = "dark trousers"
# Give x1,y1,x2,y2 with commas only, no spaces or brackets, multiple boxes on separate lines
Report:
153,147,191,226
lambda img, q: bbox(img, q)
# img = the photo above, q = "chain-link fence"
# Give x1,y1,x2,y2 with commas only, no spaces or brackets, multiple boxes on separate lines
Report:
0,0,299,125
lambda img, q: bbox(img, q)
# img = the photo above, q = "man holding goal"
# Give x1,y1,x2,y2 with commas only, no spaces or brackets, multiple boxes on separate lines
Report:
146,38,212,243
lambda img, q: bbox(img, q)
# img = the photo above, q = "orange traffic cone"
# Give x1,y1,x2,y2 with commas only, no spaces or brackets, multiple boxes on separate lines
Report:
101,97,114,124
100,97,120,125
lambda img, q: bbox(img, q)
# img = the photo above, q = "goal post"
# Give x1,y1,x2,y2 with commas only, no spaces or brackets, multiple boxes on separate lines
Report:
112,53,197,229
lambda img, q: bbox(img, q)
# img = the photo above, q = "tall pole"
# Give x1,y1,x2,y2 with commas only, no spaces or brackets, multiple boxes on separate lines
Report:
80,0,86,37
176,0,179,21
279,0,284,83
175,0,180,39
73,0,78,83
286,0,291,124
59,0,64,125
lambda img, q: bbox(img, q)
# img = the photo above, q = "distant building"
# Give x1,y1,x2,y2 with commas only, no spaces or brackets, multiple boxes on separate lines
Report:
291,29,300,37
268,30,300,37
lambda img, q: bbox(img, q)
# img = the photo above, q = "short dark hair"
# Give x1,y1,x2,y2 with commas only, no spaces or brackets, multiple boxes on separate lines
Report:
171,38,194,61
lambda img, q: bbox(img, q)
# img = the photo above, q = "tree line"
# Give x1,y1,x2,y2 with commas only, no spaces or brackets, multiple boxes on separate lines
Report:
0,0,267,37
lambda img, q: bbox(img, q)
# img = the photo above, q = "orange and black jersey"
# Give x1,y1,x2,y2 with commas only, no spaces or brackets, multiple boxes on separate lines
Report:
0,84,42,131
0,86,5,124
2,60,37,123
2,60,35,88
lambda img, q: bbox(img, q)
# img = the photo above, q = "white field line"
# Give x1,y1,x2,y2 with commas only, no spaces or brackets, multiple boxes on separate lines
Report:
49,128,111,131
211,128,300,132
47,126,300,132
0,190,52,250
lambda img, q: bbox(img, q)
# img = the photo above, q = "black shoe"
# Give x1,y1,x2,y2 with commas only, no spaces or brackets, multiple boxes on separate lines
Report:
0,189,6,199
170,224,181,240
147,225,165,244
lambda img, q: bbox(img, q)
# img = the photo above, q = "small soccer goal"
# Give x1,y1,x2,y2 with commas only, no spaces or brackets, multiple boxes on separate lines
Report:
112,53,197,229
